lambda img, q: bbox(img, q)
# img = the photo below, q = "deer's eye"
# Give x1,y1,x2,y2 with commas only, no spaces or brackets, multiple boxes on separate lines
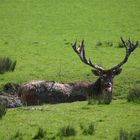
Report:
101,76,106,81
111,75,115,78
102,75,107,79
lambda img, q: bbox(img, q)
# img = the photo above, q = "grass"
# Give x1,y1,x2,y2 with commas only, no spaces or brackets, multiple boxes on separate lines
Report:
114,128,140,140
4,130,23,140
0,104,6,119
80,122,95,135
0,100,139,140
0,57,16,74
57,125,76,137
87,92,112,105
33,127,46,140
127,84,140,103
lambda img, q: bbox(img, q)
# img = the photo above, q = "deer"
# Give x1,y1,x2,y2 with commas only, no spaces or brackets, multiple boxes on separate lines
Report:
17,38,138,106
71,38,138,102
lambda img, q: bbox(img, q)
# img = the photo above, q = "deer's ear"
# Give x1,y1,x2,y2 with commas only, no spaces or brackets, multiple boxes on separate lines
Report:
113,68,122,75
91,69,101,76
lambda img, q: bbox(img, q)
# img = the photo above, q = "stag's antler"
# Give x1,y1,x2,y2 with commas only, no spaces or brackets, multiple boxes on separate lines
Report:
109,37,139,71
72,40,104,71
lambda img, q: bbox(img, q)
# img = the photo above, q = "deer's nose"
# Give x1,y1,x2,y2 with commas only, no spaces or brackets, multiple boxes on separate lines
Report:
105,82,112,87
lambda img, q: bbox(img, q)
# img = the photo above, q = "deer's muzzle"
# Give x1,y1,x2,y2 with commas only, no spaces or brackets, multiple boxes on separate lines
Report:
104,82,113,93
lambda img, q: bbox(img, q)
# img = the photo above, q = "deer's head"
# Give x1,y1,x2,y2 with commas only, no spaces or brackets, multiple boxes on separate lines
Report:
72,38,138,93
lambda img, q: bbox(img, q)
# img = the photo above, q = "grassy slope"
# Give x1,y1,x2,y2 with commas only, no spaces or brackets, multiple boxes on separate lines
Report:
0,100,140,140
0,0,140,94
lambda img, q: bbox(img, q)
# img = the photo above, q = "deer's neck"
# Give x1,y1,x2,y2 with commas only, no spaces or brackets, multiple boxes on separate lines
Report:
88,78,102,96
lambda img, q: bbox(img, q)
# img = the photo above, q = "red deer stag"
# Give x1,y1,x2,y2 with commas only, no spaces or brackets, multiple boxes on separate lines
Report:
72,38,138,103
17,38,138,105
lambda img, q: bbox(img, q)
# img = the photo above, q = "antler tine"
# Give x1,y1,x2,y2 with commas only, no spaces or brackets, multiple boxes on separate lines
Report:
128,39,139,52
110,37,139,71
79,40,88,63
72,40,104,71
121,37,127,48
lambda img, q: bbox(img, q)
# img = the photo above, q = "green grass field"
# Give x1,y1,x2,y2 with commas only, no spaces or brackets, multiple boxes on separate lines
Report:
0,0,140,139
0,100,140,140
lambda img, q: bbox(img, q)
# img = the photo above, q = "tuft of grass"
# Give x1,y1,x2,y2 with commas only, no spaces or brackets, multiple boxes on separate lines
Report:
127,85,140,103
6,131,23,140
0,104,6,119
114,128,129,140
88,93,112,105
114,129,140,140
57,125,76,137
104,41,113,47
33,127,46,140
0,57,16,74
130,129,140,140
98,93,112,104
95,41,113,47
87,98,98,105
95,41,102,46
116,41,124,48
80,122,95,135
